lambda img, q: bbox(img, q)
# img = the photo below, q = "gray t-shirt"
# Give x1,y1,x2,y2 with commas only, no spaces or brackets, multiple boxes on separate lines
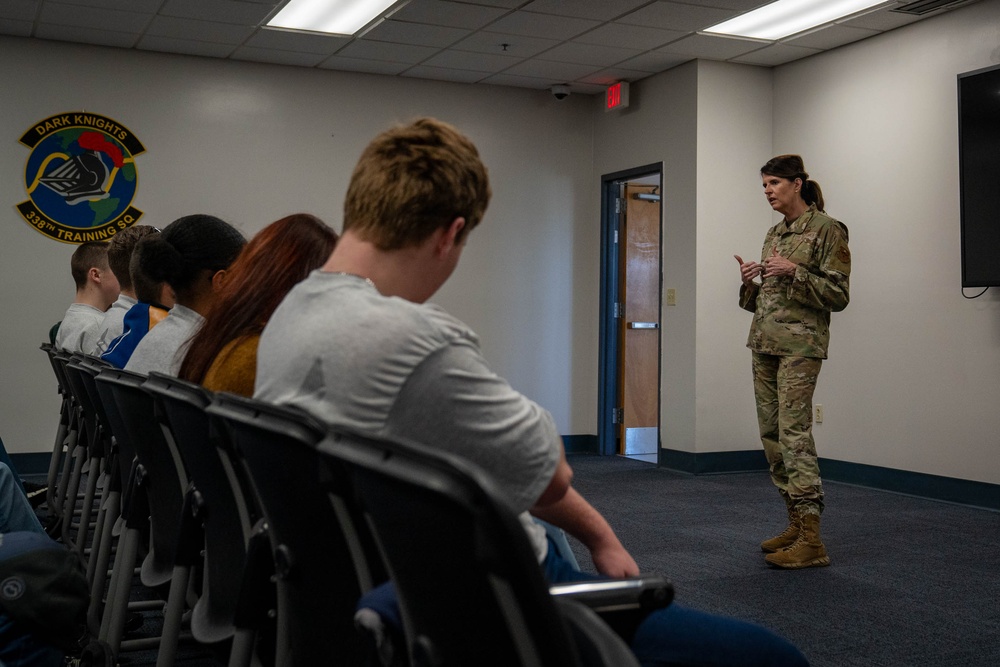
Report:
93,294,138,355
54,303,106,353
124,304,203,376
256,271,560,561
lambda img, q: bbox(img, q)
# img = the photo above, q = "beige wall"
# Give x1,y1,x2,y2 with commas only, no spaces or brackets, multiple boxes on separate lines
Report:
0,36,598,452
3,0,999,486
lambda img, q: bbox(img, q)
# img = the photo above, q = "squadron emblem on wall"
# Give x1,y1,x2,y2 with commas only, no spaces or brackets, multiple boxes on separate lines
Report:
17,112,145,244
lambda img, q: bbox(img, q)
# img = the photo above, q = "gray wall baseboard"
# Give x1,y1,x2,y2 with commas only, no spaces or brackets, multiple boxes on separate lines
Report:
659,448,999,512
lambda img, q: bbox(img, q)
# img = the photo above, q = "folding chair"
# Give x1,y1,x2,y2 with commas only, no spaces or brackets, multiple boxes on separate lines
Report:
58,353,107,556
206,393,388,667
40,342,73,518
318,430,674,667
63,354,113,562
46,349,87,533
87,367,194,665
143,373,266,667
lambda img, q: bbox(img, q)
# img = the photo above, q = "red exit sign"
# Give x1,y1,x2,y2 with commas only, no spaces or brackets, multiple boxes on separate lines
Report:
605,81,630,111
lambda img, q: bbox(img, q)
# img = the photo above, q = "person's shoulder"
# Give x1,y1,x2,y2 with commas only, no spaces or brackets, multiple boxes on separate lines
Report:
808,209,848,237
416,302,478,345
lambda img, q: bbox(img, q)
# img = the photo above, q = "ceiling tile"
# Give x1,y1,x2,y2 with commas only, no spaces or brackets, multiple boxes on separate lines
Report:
389,0,507,29
230,45,329,67
6,0,965,94
0,19,34,36
146,15,255,44
336,38,439,64
362,19,470,47
317,55,411,75
838,9,923,31
730,42,821,67
479,72,554,89
36,21,137,47
520,0,650,21
401,65,489,83
54,0,162,11
674,0,771,9
159,0,275,26
539,41,642,67
503,58,601,81
657,33,762,60
243,28,350,54
618,1,735,32
486,10,599,40
577,66,651,86
451,30,559,57
574,22,685,50
615,50,691,73
423,48,523,72
784,24,880,50
0,0,40,21
137,34,236,58
456,0,524,8
40,2,152,32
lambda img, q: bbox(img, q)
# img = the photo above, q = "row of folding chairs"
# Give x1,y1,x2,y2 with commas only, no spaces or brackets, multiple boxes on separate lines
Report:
40,343,672,666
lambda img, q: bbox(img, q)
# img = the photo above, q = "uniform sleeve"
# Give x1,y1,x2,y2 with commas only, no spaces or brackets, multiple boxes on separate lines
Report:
739,282,759,312
788,222,851,313
386,340,561,514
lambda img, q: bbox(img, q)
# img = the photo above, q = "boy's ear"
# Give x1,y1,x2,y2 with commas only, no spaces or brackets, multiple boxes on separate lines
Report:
88,267,102,284
436,217,466,256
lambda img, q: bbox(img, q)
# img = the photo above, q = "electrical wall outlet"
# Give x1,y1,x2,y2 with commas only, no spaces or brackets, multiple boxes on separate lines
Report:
815,404,824,423
666,288,676,306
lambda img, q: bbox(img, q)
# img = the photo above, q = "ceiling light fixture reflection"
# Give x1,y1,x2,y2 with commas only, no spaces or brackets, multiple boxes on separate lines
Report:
267,0,405,36
704,0,889,41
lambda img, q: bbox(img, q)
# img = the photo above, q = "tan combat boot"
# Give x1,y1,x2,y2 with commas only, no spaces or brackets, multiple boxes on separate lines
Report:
760,500,799,553
765,513,830,569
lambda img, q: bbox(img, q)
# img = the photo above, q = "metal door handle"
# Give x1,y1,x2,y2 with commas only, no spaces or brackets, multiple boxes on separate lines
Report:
627,322,659,329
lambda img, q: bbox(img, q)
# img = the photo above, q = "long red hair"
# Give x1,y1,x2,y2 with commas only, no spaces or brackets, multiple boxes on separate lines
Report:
179,213,337,384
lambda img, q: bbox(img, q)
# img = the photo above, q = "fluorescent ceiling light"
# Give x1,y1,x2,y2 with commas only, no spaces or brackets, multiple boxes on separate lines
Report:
267,0,401,36
704,0,888,41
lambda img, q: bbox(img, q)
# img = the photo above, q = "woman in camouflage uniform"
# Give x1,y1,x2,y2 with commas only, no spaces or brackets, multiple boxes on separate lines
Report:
734,154,851,570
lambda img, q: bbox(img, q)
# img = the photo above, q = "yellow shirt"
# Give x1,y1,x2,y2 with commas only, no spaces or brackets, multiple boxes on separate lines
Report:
202,334,259,397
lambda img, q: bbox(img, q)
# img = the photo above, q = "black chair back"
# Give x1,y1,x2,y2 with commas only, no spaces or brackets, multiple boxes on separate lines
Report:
142,373,257,645
318,430,590,667
94,367,187,588
206,393,387,667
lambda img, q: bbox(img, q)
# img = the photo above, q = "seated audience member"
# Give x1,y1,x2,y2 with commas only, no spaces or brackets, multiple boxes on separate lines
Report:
54,241,119,353
101,246,174,369
124,214,245,376
0,459,44,534
255,118,808,667
178,214,338,396
92,225,159,355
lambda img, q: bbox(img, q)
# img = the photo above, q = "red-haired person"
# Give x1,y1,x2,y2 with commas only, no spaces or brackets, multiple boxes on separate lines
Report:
178,213,338,396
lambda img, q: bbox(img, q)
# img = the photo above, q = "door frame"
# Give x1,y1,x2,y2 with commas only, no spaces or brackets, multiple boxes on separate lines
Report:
598,163,664,457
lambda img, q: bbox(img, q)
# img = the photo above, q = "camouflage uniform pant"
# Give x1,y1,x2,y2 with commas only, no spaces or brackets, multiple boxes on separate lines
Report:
751,353,824,516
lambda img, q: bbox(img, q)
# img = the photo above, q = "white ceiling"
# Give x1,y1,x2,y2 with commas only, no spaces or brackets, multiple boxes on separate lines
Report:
0,0,983,95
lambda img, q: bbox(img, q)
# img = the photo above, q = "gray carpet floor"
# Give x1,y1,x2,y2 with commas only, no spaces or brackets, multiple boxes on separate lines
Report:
564,453,1000,667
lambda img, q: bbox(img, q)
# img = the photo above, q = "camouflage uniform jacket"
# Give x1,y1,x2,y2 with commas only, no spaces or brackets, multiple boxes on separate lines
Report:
739,205,851,359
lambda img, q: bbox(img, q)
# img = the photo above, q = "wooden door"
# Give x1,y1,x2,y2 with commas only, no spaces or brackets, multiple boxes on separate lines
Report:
617,183,661,455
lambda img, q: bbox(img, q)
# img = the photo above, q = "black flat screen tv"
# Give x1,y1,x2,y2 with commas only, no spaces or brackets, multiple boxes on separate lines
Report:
958,63,1000,288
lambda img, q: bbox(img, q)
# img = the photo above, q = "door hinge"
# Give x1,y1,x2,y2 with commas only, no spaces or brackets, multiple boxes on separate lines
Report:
612,407,624,424
613,302,621,319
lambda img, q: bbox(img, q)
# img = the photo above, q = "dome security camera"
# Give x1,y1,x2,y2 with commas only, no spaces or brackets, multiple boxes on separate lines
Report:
550,84,570,100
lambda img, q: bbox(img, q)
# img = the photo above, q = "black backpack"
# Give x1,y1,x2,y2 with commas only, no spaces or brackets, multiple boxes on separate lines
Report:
0,531,89,652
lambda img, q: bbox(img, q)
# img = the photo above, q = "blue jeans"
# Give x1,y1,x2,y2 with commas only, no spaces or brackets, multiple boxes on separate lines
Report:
359,537,809,667
542,539,809,667
0,463,44,534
